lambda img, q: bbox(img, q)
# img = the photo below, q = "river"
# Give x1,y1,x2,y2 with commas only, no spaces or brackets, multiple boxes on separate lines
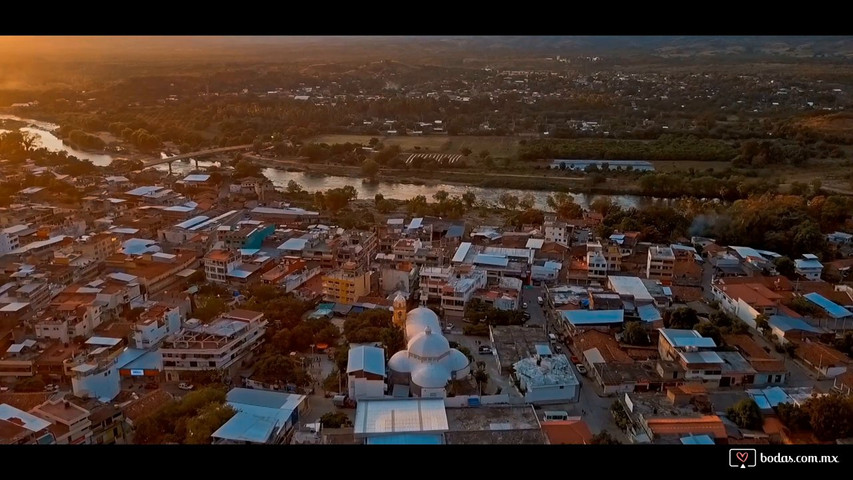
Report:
1,113,660,210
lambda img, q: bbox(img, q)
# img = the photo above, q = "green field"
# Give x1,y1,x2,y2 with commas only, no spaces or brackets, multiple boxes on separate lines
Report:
309,134,522,157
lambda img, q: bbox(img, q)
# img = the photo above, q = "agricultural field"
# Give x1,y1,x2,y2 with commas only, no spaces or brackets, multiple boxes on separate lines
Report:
309,134,522,157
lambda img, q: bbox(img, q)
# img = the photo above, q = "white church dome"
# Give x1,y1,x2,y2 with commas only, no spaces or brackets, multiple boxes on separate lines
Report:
440,348,471,373
411,364,451,389
388,350,414,373
407,327,450,360
405,307,441,340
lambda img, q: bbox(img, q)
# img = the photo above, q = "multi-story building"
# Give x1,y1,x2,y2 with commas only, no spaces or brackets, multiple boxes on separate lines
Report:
35,301,104,344
322,262,372,304
131,304,182,350
544,216,572,247
646,245,676,283
204,249,241,284
586,248,607,281
30,399,93,445
658,328,724,382
335,230,378,272
64,336,127,401
795,254,824,281
379,261,419,294
0,403,55,444
160,309,267,382
73,232,118,263
0,224,24,254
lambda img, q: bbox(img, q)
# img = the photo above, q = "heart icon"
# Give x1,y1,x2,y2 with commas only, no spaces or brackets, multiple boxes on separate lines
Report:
736,452,749,463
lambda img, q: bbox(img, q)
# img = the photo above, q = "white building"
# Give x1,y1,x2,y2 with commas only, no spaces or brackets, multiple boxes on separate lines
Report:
388,307,470,398
795,254,824,281
827,231,853,245
160,309,267,382
658,328,724,382
30,399,92,445
544,219,572,247
0,224,25,254
354,398,448,444
647,245,675,282
204,249,241,283
347,345,387,400
132,304,183,349
513,349,580,405
419,265,487,318
65,336,129,402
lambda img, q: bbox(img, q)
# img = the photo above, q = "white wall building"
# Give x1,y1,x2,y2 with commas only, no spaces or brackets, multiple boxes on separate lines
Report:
160,309,267,382
795,254,824,281
513,350,580,405
347,345,387,400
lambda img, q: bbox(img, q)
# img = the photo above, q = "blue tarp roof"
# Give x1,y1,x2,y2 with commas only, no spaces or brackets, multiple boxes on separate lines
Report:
561,309,624,326
768,315,826,333
680,435,714,445
637,304,662,323
803,292,853,319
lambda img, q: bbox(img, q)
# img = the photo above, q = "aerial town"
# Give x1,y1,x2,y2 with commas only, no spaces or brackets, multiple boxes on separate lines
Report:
1,36,853,447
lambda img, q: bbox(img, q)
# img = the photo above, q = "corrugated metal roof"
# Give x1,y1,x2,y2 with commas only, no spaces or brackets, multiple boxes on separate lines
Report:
607,276,654,302
637,304,662,323
277,238,309,251
175,216,210,230
660,329,717,348
86,336,122,347
561,309,624,326
526,238,545,249
347,346,386,376
803,293,852,319
680,351,724,364
407,217,424,229
474,254,509,267
211,411,276,443
0,404,51,433
354,398,448,435
451,242,472,263
769,315,826,333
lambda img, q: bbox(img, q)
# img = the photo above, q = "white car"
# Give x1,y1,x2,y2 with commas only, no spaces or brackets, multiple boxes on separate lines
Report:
522,302,529,309
178,383,195,391
574,364,588,375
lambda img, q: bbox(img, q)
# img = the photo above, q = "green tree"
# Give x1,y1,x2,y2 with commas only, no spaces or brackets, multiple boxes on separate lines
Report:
286,180,305,194
184,402,236,444
253,353,311,386
726,398,764,430
622,322,650,346
324,187,356,213
665,307,700,329
461,191,476,208
589,431,622,445
194,296,228,322
320,412,351,428
776,402,811,432
433,190,449,203
233,158,262,178
361,158,380,179
695,323,723,345
547,192,584,220
498,193,520,210
804,394,853,441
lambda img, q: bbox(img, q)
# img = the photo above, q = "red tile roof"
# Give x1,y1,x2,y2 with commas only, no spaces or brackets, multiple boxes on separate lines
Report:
541,418,593,444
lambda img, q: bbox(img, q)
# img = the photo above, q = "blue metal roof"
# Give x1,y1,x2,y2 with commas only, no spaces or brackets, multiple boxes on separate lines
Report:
446,225,464,238
803,292,852,319
474,254,509,267
122,351,163,371
680,435,714,445
768,314,826,333
535,344,553,356
561,309,624,326
366,434,444,445
347,346,386,376
795,259,824,270
637,304,662,323
660,329,717,348
115,348,147,369
211,411,276,444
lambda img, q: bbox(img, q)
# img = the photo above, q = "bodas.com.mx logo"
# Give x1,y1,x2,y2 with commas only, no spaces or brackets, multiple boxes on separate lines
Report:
730,449,757,468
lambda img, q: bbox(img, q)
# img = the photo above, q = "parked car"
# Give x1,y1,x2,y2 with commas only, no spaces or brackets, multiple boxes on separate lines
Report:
522,302,529,309
554,345,563,353
478,346,493,354
178,383,194,391
574,364,588,375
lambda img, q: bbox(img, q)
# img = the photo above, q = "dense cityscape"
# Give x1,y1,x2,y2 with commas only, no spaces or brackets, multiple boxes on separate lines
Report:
0,36,852,448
